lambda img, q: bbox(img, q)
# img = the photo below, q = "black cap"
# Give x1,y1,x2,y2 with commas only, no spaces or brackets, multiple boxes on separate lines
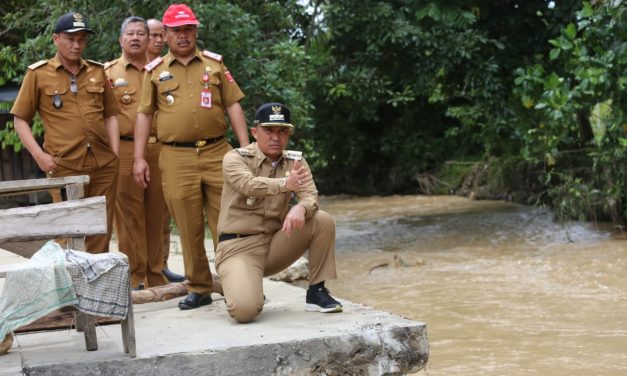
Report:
54,12,94,34
254,102,293,128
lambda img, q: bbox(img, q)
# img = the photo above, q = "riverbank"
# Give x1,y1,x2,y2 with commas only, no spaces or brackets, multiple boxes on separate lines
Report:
323,194,627,375
0,240,429,375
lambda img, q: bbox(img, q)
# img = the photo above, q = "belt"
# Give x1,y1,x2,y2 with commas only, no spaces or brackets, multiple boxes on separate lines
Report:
218,233,255,243
162,136,224,148
120,136,158,144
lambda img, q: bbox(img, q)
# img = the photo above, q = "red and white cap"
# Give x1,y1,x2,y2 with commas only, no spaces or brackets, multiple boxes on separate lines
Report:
162,4,200,27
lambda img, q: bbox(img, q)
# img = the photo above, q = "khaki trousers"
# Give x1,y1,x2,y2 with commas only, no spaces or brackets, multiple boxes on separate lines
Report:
162,209,172,267
51,151,118,253
215,210,337,323
114,140,168,287
159,140,231,294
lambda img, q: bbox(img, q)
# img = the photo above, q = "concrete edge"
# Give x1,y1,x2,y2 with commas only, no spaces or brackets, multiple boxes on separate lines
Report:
23,324,428,376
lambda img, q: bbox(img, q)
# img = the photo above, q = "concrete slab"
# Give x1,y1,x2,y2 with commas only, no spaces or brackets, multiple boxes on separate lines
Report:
1,241,429,375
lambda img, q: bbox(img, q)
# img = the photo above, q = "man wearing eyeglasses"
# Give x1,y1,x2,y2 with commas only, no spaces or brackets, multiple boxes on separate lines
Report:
134,4,249,310
10,11,120,253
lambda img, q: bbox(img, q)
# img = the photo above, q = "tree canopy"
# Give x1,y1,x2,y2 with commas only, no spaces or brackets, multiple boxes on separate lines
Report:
1,0,625,222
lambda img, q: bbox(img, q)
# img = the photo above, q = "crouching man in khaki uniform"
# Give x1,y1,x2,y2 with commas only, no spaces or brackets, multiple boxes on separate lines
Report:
215,102,342,323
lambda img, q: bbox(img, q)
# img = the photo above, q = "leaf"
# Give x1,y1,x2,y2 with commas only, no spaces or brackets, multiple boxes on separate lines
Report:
565,23,577,40
550,48,561,60
581,2,593,18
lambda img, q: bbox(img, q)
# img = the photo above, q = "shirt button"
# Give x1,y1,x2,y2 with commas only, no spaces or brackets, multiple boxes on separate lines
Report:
194,125,198,128
192,109,196,113
187,81,192,84
190,94,193,98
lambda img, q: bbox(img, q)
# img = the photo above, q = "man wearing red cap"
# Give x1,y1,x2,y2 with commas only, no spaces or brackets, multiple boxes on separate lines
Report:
134,3,249,309
11,11,120,253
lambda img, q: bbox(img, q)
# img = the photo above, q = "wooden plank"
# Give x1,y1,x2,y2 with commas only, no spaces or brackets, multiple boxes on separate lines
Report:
0,240,46,259
0,176,90,196
14,310,120,333
131,277,222,305
0,333,13,355
121,277,136,357
0,196,106,242
82,314,98,351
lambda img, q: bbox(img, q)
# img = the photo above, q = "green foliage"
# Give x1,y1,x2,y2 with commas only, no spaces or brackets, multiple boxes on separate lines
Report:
514,1,626,222
0,0,312,151
306,1,495,194
1,0,624,222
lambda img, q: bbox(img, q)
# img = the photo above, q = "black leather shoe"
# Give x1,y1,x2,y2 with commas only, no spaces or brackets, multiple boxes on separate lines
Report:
163,267,185,283
131,283,144,291
178,293,212,310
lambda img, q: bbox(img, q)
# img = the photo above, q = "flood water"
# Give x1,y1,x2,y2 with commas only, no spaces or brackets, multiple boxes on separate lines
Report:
322,195,627,376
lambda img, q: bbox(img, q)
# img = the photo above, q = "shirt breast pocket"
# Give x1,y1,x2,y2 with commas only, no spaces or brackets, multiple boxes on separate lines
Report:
43,86,68,109
200,72,221,88
113,86,137,105
157,80,179,104
86,82,105,95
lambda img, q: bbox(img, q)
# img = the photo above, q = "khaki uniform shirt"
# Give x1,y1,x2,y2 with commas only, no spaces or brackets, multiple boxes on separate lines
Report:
104,55,145,137
217,143,319,235
137,49,244,142
11,54,120,170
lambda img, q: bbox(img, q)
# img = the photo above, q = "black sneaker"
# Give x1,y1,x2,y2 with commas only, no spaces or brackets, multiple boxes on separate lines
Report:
306,286,343,313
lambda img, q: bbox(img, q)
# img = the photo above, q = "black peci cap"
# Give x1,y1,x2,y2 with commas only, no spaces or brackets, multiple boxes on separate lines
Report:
54,12,94,34
254,102,293,128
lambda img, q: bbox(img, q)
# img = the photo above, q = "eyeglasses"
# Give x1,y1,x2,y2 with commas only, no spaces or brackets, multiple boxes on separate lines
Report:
70,75,77,93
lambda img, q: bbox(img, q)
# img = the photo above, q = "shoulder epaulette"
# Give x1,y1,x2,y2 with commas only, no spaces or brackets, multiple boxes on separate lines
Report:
236,148,256,157
283,150,303,160
86,59,103,67
103,60,117,70
28,60,48,70
144,56,163,72
202,50,223,62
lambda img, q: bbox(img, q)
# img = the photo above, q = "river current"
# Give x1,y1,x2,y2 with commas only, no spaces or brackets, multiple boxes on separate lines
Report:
322,195,627,376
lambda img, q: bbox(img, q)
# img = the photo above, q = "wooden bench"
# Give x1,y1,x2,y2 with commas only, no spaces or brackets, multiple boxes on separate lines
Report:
0,176,135,357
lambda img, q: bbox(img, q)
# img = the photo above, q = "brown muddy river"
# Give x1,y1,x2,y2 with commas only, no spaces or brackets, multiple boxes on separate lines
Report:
321,195,627,376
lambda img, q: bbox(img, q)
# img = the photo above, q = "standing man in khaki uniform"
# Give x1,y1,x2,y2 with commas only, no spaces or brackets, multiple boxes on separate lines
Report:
105,16,167,289
11,11,120,253
134,4,249,310
146,17,184,283
146,19,165,61
216,103,342,323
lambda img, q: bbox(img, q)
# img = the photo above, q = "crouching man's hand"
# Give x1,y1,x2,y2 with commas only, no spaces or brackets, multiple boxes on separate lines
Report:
282,204,306,236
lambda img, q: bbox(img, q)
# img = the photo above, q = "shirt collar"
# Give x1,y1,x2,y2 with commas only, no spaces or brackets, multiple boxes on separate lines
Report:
119,54,147,70
165,48,202,66
51,54,88,73
252,143,285,169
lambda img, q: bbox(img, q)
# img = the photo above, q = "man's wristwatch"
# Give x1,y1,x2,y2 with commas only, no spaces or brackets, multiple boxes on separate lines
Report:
279,177,287,192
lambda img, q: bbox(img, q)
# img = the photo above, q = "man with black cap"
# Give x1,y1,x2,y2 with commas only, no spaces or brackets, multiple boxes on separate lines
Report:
134,3,249,309
215,102,342,323
11,11,120,253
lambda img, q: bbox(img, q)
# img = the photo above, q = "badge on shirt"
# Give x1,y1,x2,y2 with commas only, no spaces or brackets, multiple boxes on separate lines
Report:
200,68,212,108
224,69,235,83
159,71,173,82
200,89,212,109
283,150,303,160
53,94,63,109
114,78,128,87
